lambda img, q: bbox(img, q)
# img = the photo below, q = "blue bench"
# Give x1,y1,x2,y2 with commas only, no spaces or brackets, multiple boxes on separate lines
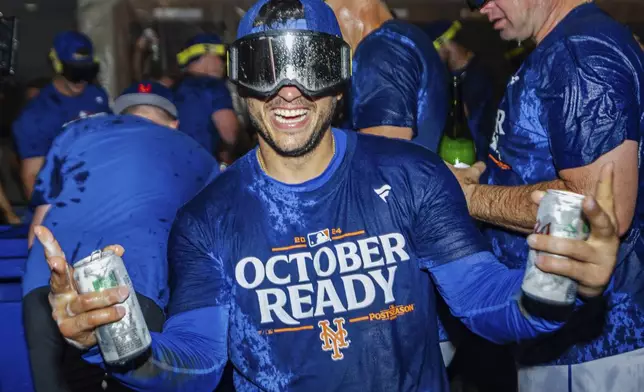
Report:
0,225,35,392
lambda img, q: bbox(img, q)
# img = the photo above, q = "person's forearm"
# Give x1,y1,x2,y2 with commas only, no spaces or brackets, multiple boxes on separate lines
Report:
429,252,565,345
469,180,566,233
83,306,228,392
0,183,18,223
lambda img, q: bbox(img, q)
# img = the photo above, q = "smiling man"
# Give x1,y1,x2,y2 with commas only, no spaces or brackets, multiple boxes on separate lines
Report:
34,1,623,391
454,0,644,390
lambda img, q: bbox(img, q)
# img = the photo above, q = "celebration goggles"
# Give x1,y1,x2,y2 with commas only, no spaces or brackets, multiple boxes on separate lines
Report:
466,0,490,11
228,30,351,98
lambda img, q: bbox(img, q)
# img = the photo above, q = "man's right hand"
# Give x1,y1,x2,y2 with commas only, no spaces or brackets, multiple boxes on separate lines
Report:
35,226,129,348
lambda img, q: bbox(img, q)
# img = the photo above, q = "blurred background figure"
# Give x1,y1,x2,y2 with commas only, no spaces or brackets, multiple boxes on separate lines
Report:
11,31,110,199
132,27,176,87
424,19,497,162
173,33,248,165
22,80,217,392
325,0,450,152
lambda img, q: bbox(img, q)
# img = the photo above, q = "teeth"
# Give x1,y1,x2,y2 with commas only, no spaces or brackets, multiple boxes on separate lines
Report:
274,109,308,117
274,114,307,124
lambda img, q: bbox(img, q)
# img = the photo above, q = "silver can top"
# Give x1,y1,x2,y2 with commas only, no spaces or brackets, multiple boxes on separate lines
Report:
546,189,585,205
72,249,116,269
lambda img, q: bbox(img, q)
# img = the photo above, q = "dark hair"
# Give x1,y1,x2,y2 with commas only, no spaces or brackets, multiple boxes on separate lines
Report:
123,105,176,122
253,0,305,27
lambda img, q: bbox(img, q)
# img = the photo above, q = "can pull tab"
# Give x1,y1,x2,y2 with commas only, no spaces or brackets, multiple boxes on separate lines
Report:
89,250,103,261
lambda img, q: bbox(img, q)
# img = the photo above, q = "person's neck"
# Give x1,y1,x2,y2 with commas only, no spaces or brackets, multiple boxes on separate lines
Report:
340,1,393,50
52,76,76,97
258,129,335,185
534,0,590,44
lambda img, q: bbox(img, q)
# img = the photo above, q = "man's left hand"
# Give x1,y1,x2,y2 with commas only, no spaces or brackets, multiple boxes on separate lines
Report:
527,163,619,298
445,161,486,207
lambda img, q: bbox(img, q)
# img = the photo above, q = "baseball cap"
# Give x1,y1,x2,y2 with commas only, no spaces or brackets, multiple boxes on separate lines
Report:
236,0,342,39
52,31,95,65
113,81,178,118
177,33,226,67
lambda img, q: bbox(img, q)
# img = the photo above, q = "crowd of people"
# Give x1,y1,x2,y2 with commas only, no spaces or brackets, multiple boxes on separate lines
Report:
0,0,642,391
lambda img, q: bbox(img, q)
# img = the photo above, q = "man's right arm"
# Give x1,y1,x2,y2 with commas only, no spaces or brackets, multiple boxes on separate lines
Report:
88,208,232,391
83,306,229,391
37,202,232,391
12,109,50,199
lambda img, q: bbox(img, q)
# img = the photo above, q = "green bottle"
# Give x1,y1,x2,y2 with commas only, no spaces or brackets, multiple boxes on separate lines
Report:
438,75,476,168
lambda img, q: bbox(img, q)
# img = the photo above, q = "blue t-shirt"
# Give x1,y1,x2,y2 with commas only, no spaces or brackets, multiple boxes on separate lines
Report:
23,114,217,309
350,20,449,152
175,75,235,154
482,3,644,365
12,83,110,159
143,129,566,392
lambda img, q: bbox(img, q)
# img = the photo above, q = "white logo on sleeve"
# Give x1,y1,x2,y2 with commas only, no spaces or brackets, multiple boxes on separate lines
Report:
96,96,104,104
374,184,392,203
489,109,506,158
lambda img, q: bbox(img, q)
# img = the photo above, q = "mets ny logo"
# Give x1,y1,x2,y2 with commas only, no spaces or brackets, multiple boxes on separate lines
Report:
318,318,350,361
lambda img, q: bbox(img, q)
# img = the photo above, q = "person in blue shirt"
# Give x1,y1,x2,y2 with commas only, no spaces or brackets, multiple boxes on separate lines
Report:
22,81,217,392
324,0,450,151
35,1,620,391
454,0,644,390
174,33,244,165
424,20,497,162
12,31,110,199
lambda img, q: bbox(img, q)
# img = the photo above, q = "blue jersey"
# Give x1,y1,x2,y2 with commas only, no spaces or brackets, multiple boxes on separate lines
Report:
88,130,569,392
12,83,110,159
458,58,497,162
482,3,644,366
23,114,217,309
175,76,235,154
351,20,449,152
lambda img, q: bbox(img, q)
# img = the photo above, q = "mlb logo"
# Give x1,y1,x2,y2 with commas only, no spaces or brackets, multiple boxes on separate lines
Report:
307,229,331,248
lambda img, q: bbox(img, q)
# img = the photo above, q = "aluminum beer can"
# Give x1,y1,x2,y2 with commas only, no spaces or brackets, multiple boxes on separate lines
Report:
73,250,151,365
521,190,589,306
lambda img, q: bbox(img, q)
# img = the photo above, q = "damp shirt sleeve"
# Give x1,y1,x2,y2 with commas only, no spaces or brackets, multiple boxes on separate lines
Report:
82,204,231,392
544,36,641,171
411,156,565,344
351,33,418,132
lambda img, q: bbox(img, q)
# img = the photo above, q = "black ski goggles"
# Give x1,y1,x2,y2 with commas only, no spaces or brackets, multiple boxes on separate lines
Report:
228,30,351,98
466,0,490,11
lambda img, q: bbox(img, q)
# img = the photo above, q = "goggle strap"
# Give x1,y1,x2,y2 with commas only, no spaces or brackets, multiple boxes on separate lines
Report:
177,43,226,66
433,21,462,51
